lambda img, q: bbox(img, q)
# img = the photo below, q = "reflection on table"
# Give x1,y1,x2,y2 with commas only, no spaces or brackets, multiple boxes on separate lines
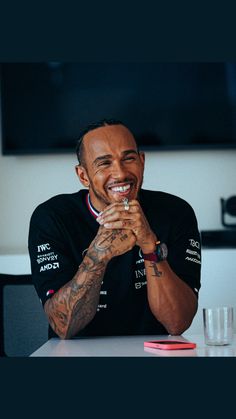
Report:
30,334,236,357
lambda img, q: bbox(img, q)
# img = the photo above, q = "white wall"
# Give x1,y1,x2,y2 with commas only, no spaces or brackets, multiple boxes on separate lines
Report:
187,249,236,333
0,145,236,253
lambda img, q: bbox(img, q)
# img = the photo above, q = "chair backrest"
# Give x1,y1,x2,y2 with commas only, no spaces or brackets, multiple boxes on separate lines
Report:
0,274,48,357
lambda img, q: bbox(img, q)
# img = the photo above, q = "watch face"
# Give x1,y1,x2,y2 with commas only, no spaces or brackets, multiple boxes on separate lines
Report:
160,243,168,259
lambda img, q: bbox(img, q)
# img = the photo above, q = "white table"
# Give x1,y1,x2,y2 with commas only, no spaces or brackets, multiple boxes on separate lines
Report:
30,334,236,357
0,254,31,275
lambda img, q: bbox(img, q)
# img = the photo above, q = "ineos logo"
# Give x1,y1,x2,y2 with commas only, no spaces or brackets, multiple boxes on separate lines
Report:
189,239,200,249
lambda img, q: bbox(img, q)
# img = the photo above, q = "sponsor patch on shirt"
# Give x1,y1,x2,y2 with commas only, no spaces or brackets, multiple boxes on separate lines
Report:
185,239,201,265
185,256,201,265
37,243,51,252
37,251,58,264
188,239,200,249
40,262,60,272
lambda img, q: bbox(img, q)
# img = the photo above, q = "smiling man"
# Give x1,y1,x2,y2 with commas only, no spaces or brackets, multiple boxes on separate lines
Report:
28,119,201,339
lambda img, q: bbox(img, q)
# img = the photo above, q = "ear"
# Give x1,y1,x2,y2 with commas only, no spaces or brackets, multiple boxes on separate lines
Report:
75,165,90,188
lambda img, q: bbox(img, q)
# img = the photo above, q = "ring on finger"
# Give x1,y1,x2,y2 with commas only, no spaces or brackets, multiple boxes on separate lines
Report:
123,198,129,211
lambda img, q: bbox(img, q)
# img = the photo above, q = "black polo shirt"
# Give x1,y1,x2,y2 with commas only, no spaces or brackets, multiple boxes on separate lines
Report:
28,188,201,337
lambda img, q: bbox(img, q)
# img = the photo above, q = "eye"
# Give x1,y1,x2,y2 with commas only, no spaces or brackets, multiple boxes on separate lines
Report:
98,160,111,167
123,156,136,162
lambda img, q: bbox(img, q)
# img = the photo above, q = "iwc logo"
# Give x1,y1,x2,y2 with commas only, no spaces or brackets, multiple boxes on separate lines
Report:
189,239,200,249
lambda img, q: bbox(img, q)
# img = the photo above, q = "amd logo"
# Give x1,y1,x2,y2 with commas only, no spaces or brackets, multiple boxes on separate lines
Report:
40,262,59,272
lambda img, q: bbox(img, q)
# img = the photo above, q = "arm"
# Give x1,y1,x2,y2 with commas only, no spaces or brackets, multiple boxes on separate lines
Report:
137,232,197,335
97,200,198,335
44,226,136,339
143,254,197,335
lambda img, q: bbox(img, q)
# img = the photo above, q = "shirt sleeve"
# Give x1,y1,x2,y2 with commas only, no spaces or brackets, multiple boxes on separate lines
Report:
167,202,201,297
28,205,79,306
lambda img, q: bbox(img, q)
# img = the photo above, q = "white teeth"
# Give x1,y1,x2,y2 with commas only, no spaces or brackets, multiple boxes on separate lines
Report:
111,184,131,192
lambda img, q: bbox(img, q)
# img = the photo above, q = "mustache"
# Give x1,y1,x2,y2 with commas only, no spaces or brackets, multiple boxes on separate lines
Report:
106,178,135,188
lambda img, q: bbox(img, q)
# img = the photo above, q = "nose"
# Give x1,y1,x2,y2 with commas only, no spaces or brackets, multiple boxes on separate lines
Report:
110,160,127,179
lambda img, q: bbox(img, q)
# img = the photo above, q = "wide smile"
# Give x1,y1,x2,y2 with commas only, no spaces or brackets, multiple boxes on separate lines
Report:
107,182,134,200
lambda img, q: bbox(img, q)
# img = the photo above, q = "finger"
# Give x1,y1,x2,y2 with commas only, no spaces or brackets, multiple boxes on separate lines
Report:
97,208,129,224
97,203,140,224
103,220,134,229
100,199,140,216
98,202,127,217
98,211,138,226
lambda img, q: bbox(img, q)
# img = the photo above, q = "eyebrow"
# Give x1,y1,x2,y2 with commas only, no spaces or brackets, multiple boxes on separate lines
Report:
92,149,138,166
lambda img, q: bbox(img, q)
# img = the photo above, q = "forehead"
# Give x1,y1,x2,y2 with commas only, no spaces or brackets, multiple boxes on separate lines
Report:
83,125,137,161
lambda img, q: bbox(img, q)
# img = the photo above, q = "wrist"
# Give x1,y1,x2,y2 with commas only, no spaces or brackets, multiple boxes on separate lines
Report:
84,245,110,267
140,234,157,254
142,241,168,263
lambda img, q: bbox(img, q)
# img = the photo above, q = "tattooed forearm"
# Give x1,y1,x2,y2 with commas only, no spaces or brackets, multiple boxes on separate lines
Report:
149,262,163,278
44,227,136,339
45,250,107,339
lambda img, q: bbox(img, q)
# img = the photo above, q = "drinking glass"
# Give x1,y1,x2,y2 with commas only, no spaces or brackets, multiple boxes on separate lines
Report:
203,306,234,346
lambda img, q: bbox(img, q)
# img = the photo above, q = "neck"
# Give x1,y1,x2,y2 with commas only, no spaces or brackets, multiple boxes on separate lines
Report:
88,190,108,212
86,193,100,218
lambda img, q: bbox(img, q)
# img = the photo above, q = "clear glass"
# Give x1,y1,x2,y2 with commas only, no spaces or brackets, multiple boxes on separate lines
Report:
203,306,234,346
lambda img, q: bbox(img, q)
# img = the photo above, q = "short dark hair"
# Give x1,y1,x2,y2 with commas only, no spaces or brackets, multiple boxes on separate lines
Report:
76,118,127,165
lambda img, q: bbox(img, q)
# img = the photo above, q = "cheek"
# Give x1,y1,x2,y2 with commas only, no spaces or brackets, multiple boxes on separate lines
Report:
92,170,108,187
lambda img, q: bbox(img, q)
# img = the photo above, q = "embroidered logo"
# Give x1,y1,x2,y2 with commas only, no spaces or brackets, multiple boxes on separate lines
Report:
37,243,51,252
40,262,59,272
189,239,200,249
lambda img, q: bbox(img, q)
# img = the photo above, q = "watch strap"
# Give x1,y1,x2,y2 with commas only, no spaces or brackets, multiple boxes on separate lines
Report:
142,241,168,262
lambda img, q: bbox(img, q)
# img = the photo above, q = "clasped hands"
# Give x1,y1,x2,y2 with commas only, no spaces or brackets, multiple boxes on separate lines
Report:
96,200,157,254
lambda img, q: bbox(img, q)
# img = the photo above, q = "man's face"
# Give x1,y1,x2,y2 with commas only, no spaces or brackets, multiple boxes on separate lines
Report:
76,124,145,211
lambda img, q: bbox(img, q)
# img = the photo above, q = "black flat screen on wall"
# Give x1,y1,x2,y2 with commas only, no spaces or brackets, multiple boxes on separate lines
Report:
1,62,236,155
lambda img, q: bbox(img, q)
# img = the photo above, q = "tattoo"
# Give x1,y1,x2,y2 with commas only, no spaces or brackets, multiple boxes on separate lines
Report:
94,228,131,258
45,227,134,339
120,233,128,241
149,262,163,278
45,246,107,338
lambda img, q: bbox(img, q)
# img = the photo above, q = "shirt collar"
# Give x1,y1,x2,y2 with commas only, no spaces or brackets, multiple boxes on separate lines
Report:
86,193,100,219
